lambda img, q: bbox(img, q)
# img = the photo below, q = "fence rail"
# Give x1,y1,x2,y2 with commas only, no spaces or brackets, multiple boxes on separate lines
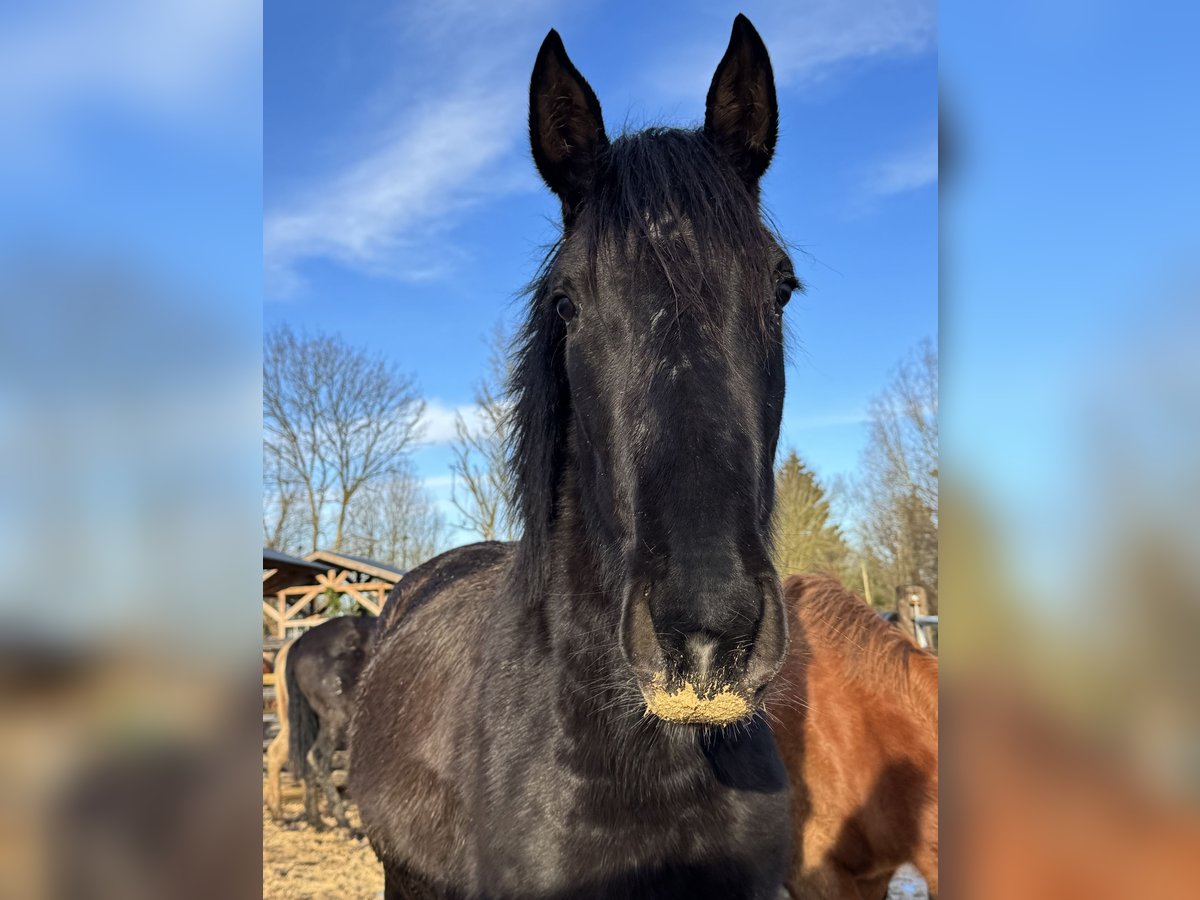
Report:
912,615,938,650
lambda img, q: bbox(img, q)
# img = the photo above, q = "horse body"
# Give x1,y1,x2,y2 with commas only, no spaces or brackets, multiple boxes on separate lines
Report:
354,543,792,899
772,576,938,898
353,544,509,884
353,16,801,898
285,613,377,828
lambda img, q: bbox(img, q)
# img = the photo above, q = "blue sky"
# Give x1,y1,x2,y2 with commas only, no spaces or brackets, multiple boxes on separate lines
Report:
3,0,1196,615
0,2,260,317
264,0,938,538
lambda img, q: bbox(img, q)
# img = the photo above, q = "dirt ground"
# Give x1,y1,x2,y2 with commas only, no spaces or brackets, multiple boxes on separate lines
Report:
261,786,928,899
262,794,383,900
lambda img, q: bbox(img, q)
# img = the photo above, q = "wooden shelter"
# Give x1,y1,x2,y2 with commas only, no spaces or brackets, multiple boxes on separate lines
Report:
262,547,405,640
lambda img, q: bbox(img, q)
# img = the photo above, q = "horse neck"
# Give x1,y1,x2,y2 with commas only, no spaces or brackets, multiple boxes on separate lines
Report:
514,460,752,779
905,649,939,730
516,463,656,735
542,495,624,680
537,535,699,778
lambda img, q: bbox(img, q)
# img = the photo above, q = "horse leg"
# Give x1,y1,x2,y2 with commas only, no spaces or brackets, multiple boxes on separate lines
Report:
264,729,288,822
786,865,858,900
267,639,293,823
913,802,938,896
859,873,893,899
912,839,938,897
301,754,323,829
311,723,349,829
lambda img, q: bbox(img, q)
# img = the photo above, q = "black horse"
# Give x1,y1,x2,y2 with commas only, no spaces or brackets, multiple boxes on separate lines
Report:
351,16,798,898
286,613,377,829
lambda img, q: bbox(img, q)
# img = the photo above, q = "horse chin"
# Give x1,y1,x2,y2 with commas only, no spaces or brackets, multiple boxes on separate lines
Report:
638,672,756,726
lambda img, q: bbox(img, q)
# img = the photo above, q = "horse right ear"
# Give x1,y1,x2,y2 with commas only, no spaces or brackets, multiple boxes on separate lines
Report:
704,14,778,188
529,29,607,215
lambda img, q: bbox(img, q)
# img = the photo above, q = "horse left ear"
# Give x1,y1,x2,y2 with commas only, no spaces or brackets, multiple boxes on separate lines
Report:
705,14,778,188
529,29,608,215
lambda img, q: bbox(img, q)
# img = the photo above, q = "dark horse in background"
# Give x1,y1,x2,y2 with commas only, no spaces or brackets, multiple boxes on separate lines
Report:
352,16,801,899
285,613,376,829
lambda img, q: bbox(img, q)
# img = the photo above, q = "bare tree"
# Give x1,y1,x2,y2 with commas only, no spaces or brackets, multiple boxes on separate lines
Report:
855,338,939,605
263,444,307,554
263,325,425,552
342,467,448,570
449,326,518,541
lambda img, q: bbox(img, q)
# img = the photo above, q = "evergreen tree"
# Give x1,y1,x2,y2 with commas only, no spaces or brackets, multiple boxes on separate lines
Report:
773,451,854,585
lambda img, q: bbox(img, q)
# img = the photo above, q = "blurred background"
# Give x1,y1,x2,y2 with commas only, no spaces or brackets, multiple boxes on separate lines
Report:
941,1,1200,895
0,1,261,897
0,0,1197,898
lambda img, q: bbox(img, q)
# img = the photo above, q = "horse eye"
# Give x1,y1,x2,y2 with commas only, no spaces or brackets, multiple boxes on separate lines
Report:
775,277,797,309
556,295,577,322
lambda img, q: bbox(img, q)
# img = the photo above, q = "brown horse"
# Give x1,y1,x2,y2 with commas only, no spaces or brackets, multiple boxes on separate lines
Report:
264,637,294,822
771,575,939,899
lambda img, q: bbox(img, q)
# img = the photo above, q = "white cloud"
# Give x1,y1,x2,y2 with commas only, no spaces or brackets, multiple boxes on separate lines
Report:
651,0,936,98
263,2,554,295
265,91,527,293
422,473,456,490
419,399,488,446
865,139,939,198
264,0,937,292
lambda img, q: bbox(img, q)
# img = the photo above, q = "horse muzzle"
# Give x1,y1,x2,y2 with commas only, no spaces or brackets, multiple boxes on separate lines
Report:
620,575,789,725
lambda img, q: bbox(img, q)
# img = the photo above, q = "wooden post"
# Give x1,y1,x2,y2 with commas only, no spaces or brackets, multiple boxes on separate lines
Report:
895,585,929,647
861,562,874,606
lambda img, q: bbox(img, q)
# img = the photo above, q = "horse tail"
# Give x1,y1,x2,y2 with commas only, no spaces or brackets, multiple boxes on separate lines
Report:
286,650,318,780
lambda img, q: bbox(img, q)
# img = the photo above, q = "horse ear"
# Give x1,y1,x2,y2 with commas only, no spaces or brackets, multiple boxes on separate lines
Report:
704,14,778,187
529,29,607,213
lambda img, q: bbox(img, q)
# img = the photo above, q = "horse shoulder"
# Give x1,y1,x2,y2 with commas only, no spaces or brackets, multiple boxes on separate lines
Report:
351,562,502,883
